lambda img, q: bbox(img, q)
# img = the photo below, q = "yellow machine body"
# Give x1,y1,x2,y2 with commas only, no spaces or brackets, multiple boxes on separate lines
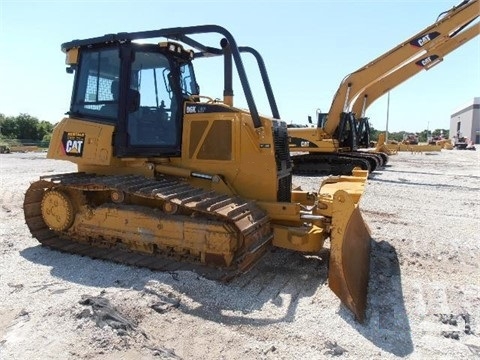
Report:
25,25,372,321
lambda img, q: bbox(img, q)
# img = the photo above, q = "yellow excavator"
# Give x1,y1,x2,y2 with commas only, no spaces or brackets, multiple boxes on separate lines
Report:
355,18,479,154
24,26,372,321
288,0,479,175
353,12,480,148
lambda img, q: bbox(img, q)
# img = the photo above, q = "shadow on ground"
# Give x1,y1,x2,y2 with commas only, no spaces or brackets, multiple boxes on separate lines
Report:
339,240,413,356
20,245,327,326
21,239,412,356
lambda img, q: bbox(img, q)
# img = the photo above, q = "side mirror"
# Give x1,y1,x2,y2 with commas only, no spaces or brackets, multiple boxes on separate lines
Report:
65,65,76,74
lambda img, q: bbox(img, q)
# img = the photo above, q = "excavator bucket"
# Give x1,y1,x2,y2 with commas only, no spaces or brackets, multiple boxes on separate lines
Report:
328,189,372,322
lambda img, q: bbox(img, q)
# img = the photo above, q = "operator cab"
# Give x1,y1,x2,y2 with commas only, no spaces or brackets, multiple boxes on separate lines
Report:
67,41,199,157
316,110,328,128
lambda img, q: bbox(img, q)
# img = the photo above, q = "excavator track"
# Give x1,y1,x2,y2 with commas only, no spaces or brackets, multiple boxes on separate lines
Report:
291,153,368,176
356,151,384,171
291,151,387,176
23,172,273,281
373,151,389,166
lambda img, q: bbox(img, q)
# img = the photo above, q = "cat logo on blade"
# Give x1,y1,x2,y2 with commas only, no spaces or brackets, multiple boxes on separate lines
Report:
62,132,85,157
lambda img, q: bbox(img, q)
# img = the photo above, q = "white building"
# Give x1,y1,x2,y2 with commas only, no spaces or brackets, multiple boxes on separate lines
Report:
450,97,480,144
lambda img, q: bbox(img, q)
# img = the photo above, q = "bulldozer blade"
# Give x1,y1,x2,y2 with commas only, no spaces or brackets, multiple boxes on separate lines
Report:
328,190,371,322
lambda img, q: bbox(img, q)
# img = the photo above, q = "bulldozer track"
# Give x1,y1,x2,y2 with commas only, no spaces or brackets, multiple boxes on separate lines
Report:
23,172,273,281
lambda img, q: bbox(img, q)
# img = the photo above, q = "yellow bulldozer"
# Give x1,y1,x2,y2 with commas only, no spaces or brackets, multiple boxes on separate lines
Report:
24,25,372,321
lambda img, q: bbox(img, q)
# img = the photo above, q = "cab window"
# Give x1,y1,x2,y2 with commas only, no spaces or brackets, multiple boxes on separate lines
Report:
180,63,199,97
71,48,121,120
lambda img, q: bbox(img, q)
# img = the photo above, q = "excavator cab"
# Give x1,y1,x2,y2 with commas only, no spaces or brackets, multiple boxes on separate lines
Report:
316,110,328,128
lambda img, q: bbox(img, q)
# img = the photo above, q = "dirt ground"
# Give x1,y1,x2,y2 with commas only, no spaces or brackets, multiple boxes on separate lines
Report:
0,150,479,359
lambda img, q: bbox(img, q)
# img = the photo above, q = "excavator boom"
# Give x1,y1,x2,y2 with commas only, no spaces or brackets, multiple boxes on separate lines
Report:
352,20,479,118
287,0,479,176
325,0,478,135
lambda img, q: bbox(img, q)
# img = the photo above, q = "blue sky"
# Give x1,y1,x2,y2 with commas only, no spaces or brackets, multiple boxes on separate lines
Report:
0,0,478,132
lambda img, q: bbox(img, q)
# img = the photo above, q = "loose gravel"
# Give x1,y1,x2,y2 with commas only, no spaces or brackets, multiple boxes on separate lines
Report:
0,150,479,359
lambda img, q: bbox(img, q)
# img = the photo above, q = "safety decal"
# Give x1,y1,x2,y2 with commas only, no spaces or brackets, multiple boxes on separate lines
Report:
288,137,317,148
409,31,440,47
62,132,85,157
415,54,440,68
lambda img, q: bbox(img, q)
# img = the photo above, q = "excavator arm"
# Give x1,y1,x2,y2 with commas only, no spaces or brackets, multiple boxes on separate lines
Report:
352,20,480,118
324,0,479,136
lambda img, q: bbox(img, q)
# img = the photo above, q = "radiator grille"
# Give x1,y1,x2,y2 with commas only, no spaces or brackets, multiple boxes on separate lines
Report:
273,121,292,202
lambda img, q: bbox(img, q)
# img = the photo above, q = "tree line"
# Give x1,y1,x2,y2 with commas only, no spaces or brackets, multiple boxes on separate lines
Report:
0,113,54,145
369,126,449,143
1,112,449,146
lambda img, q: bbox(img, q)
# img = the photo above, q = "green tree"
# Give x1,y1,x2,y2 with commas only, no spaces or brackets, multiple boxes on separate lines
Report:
37,120,54,141
387,131,406,142
15,113,40,140
419,128,450,142
0,116,18,138
432,128,449,138
419,130,428,142
368,123,381,142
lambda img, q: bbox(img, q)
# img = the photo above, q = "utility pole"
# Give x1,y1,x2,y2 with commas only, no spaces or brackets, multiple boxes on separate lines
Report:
385,91,390,142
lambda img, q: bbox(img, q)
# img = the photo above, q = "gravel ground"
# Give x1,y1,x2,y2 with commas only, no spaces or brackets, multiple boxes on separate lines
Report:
0,149,479,359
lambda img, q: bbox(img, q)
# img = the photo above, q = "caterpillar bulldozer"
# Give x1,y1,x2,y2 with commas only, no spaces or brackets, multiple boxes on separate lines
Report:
23,25,372,321
289,0,479,175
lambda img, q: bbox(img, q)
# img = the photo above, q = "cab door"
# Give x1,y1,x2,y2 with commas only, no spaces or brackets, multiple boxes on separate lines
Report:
116,47,182,157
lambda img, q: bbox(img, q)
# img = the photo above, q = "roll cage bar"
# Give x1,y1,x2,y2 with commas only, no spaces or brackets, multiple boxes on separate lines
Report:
62,24,280,129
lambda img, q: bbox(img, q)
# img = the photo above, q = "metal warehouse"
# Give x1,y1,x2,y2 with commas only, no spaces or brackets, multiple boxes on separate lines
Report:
450,97,480,145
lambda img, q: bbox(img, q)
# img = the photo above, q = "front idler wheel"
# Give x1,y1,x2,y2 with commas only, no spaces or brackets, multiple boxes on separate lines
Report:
41,189,75,231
